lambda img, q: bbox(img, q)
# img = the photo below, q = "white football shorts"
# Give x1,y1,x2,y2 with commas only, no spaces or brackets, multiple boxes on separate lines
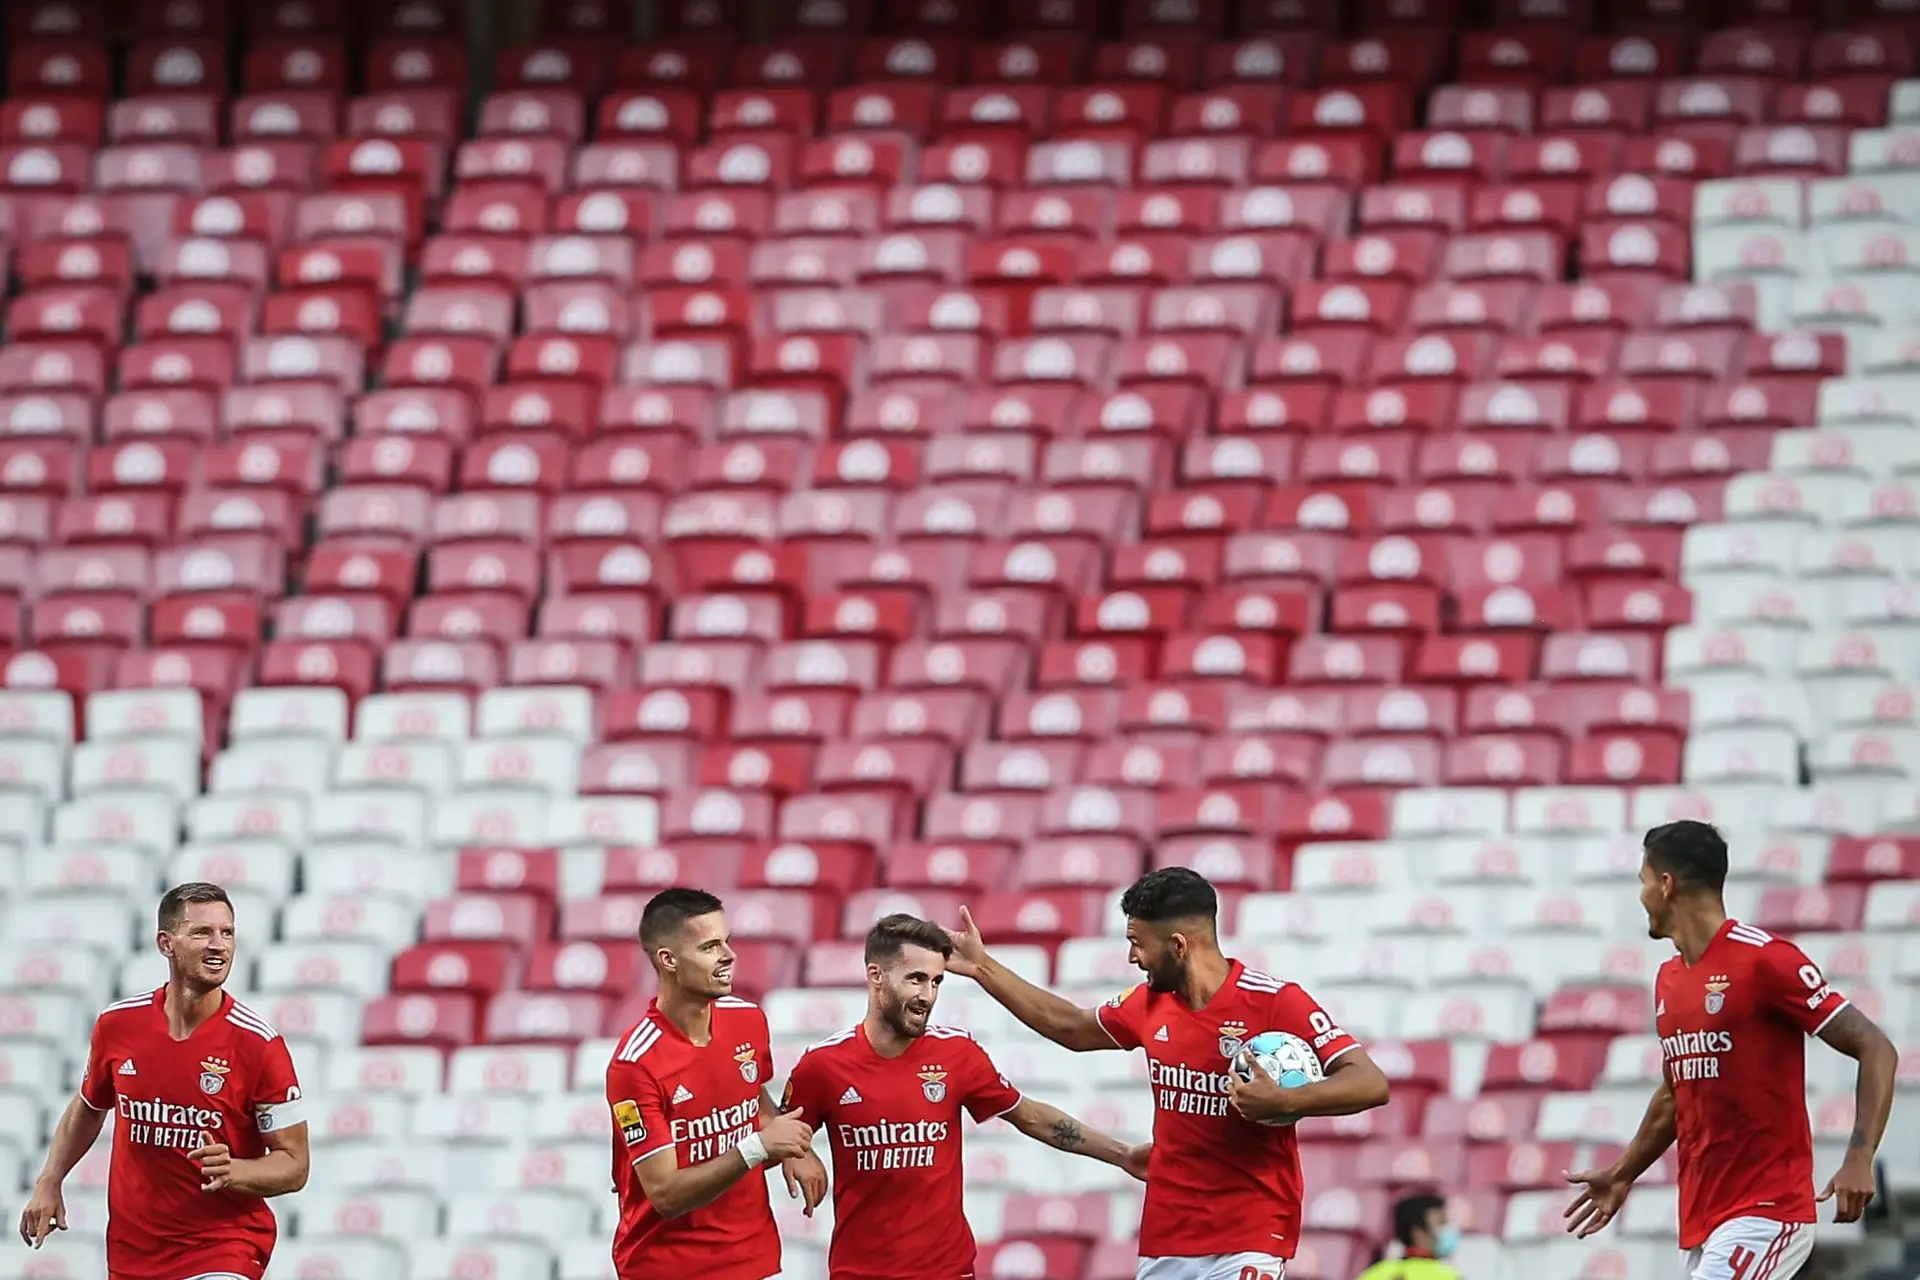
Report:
1137,1253,1286,1280
1681,1217,1814,1280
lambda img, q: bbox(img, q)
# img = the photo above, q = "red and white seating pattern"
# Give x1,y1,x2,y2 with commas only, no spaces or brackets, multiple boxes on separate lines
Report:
4,0,1920,1276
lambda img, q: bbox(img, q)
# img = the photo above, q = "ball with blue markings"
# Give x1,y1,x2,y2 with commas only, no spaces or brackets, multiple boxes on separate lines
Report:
1229,1031,1325,1126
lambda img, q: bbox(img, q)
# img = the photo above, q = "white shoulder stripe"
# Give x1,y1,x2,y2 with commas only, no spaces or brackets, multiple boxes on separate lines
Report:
1237,971,1287,993
227,1001,281,1041
923,1025,975,1040
798,1027,859,1059
619,1022,662,1063
225,1014,279,1043
717,996,758,1008
101,991,156,1015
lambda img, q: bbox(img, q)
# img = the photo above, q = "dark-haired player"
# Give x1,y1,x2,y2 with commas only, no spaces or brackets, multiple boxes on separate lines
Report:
18,883,309,1280
605,888,827,1280
1565,821,1899,1280
784,914,1148,1279
946,868,1391,1280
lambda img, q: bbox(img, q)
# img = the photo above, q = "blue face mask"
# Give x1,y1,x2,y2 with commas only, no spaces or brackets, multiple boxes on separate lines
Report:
1433,1224,1460,1259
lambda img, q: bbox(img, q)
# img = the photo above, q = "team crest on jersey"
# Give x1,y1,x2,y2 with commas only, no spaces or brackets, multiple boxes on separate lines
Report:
199,1057,230,1096
1704,976,1730,1015
1218,1020,1249,1060
918,1068,948,1103
735,1043,759,1083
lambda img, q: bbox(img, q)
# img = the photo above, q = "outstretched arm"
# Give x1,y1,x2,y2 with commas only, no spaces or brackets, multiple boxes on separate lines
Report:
1817,1005,1899,1223
1564,1079,1674,1239
1002,1096,1149,1180
945,907,1118,1053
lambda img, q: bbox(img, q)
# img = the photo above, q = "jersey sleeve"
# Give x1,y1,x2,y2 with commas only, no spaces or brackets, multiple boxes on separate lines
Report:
1094,983,1148,1051
1268,982,1362,1070
1756,936,1851,1036
608,1053,674,1165
960,1038,1023,1123
780,1044,831,1122
250,1035,305,1134
78,1016,114,1112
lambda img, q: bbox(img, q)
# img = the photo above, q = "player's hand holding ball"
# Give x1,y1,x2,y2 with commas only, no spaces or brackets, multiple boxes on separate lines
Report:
759,1107,815,1162
1228,1032,1324,1126
190,1131,232,1193
16,1179,66,1248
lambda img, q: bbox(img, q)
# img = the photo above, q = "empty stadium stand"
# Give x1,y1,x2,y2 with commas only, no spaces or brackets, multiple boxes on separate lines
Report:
3,0,1920,1277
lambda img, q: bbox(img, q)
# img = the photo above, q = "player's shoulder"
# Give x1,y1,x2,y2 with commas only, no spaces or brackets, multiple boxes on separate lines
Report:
1722,919,1804,966
1234,964,1291,994
1233,964,1300,1007
791,1025,861,1070
715,994,770,1037
922,1023,982,1047
223,996,284,1045
610,1011,672,1072
92,989,158,1031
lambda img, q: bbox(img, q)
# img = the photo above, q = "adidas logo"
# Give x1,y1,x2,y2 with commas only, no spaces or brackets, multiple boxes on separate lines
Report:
117,1059,136,1076
1153,1026,1169,1042
672,1084,694,1104
839,1086,862,1105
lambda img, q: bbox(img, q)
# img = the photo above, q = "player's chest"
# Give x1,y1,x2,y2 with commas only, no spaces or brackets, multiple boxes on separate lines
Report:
107,1029,253,1104
659,1039,763,1121
1657,966,1754,1034
828,1059,965,1126
1142,1010,1252,1120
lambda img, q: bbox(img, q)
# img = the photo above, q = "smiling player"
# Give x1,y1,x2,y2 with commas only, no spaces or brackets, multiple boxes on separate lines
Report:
605,887,826,1280
946,868,1391,1280
1565,822,1900,1280
783,914,1148,1280
17,883,309,1280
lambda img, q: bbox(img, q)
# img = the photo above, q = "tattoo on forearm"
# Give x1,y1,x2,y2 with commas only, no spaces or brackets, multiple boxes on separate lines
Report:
1048,1117,1084,1151
1848,1125,1870,1152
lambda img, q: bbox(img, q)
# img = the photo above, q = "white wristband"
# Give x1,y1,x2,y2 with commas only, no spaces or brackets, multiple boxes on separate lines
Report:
736,1132,769,1169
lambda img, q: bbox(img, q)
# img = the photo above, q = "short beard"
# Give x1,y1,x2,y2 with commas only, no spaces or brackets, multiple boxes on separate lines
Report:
879,993,927,1040
1145,962,1183,994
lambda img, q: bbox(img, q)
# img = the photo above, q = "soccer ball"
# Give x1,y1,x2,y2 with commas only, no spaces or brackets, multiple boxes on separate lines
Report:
1229,1031,1325,1127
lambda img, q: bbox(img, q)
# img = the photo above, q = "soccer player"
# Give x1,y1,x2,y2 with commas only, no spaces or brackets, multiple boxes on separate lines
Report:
605,887,827,1280
16,882,309,1280
945,867,1392,1280
782,914,1150,1280
1564,821,1900,1280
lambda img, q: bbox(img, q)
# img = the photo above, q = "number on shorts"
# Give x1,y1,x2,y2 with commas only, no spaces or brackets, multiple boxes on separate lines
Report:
1728,1244,1757,1280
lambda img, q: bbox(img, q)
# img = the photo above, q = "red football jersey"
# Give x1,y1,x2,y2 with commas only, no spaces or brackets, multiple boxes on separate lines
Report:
79,988,304,1280
1655,918,1850,1249
605,996,781,1280
1096,960,1359,1260
782,1023,1023,1280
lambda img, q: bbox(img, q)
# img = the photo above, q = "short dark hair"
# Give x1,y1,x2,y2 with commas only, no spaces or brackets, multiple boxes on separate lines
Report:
1644,820,1729,895
639,887,724,950
158,883,232,933
1120,867,1218,925
864,914,952,967
1393,1192,1445,1247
